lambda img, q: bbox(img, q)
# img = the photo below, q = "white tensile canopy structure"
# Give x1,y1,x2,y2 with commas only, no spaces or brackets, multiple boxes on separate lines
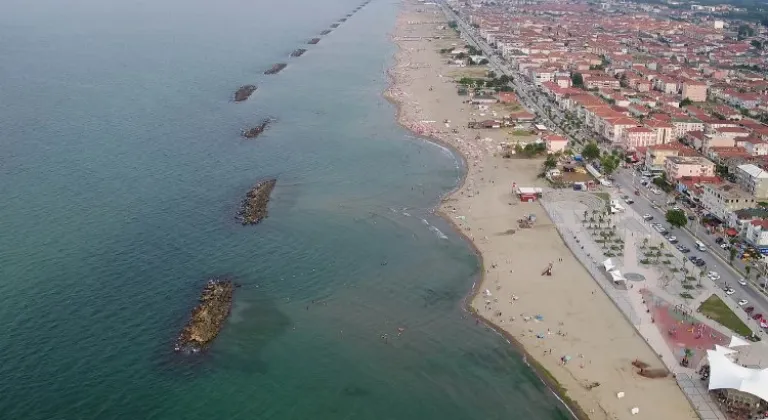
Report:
603,258,615,271
714,344,738,356
729,336,752,348
707,348,768,401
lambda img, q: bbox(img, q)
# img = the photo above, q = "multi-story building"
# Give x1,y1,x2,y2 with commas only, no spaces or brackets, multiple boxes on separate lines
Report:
620,126,656,149
682,81,708,102
544,134,568,154
700,183,757,221
671,117,705,139
664,156,716,180
735,164,768,199
745,219,768,250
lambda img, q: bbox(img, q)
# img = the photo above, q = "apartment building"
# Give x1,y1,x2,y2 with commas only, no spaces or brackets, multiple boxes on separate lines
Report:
671,117,705,139
735,164,768,199
620,126,656,149
700,183,757,221
664,156,715,180
745,219,768,249
682,81,707,102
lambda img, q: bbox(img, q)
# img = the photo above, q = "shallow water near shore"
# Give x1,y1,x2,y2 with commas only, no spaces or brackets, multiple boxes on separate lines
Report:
0,0,571,418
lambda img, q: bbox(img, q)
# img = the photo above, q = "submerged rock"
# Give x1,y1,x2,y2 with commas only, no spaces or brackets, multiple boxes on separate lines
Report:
308,38,321,45
238,179,277,225
241,119,272,139
174,278,234,353
234,84,257,102
330,23,340,28
264,63,287,75
320,29,332,35
290,48,307,57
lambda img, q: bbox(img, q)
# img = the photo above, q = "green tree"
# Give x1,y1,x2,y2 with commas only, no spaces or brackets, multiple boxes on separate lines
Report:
752,40,763,50
746,265,752,279
582,142,601,161
730,247,738,263
543,154,558,171
679,98,693,107
571,72,584,87
665,209,687,229
600,155,619,176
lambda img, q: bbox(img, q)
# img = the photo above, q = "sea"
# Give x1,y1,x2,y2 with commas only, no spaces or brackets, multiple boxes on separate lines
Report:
0,0,573,418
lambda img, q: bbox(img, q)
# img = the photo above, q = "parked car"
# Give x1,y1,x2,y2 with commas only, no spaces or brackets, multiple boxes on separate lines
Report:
753,313,764,321
643,214,653,221
715,237,724,244
707,271,720,280
721,243,731,250
738,278,748,286
745,306,755,314
739,299,749,306
726,288,736,295
667,236,678,243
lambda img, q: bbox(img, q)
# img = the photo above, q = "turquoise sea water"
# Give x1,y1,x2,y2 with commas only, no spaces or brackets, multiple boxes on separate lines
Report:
0,0,572,418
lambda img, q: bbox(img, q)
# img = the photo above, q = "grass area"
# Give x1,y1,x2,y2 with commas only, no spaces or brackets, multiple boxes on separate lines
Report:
593,192,610,203
509,129,534,136
447,68,488,78
698,294,752,337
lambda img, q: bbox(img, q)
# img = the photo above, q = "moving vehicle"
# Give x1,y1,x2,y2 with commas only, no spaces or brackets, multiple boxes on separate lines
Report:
738,278,748,286
695,240,707,252
676,245,690,253
721,243,731,250
667,236,678,243
643,214,653,221
707,271,720,280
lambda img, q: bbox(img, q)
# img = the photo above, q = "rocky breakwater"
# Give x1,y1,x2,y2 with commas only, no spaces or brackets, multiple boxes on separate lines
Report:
174,278,235,353
290,48,307,57
308,38,321,45
241,119,272,139
238,179,277,225
264,63,287,75
233,84,256,102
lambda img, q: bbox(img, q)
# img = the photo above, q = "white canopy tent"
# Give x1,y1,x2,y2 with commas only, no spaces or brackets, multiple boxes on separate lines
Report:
729,336,752,348
609,270,625,284
714,344,738,356
707,349,768,401
602,258,615,271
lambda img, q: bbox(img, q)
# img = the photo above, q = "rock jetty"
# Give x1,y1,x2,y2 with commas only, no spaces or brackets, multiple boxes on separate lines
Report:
238,179,277,225
308,38,321,45
241,119,271,139
174,278,234,353
290,48,307,57
233,85,257,102
320,29,332,35
264,63,287,75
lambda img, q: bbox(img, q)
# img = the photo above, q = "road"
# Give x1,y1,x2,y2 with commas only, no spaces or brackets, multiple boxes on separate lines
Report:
614,167,768,320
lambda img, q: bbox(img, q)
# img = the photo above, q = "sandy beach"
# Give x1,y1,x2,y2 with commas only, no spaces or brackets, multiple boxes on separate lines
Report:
385,2,698,419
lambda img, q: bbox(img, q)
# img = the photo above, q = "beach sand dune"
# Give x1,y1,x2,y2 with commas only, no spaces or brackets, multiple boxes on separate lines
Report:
387,2,698,419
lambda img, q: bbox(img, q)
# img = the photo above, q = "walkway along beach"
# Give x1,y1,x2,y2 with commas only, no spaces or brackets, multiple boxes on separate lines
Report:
385,1,699,419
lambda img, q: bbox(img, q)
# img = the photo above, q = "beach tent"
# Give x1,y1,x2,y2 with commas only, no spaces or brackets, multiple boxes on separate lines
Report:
707,349,768,401
609,270,625,284
602,258,615,271
729,336,751,348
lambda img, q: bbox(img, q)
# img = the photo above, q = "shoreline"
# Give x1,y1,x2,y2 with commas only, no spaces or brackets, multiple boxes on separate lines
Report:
382,11,588,420
384,1,697,419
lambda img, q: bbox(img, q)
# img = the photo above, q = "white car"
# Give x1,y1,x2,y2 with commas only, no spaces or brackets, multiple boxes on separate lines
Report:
708,271,721,280
726,288,736,295
651,188,662,195
720,243,730,250
642,214,653,221
667,236,678,243
738,278,748,286
739,299,749,306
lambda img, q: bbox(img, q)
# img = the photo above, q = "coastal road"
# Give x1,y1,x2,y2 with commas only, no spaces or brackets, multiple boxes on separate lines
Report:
614,168,768,322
